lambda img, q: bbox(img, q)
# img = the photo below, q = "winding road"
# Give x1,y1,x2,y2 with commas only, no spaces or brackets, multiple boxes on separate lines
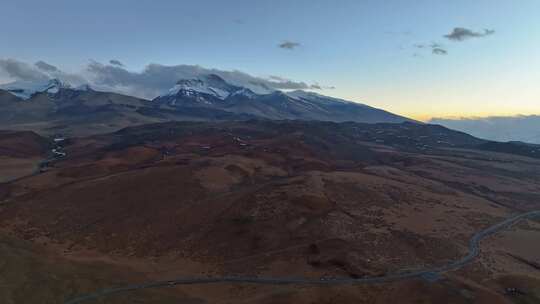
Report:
65,210,540,304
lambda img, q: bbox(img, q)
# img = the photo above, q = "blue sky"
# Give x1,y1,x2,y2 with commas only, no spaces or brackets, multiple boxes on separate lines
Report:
1,0,539,119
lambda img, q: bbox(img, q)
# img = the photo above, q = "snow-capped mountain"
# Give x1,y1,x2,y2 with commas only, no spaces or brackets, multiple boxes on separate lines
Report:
0,78,152,136
0,79,92,100
0,79,66,99
161,74,243,105
0,74,413,136
153,74,412,123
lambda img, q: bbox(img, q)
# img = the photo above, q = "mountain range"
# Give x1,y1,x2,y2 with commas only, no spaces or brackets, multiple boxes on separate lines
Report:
0,75,411,136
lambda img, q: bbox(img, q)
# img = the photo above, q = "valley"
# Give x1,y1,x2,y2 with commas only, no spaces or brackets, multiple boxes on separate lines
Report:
1,120,540,303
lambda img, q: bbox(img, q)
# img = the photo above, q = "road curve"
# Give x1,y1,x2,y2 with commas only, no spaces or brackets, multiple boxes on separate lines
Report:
65,210,540,304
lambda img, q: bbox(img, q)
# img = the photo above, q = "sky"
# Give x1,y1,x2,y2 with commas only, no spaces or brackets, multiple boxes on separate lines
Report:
1,0,539,120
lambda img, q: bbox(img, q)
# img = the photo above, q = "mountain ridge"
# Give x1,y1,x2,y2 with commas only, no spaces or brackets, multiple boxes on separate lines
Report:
0,75,413,136
152,74,413,123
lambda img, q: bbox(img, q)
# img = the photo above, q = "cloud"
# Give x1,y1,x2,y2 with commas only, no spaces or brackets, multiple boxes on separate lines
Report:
432,47,448,55
35,60,59,72
0,59,49,82
0,58,86,87
430,115,540,144
86,61,324,98
444,27,495,41
109,59,125,67
414,43,448,55
412,27,494,56
278,41,301,50
1,58,327,99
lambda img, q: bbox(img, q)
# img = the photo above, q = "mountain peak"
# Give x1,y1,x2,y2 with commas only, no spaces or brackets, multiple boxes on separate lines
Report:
43,78,69,94
0,79,97,100
0,78,68,100
164,74,242,102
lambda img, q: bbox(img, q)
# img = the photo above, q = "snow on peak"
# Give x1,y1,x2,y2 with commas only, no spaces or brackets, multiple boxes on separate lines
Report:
160,73,279,101
166,80,227,100
163,74,241,101
157,75,365,109
0,78,70,100
0,79,95,100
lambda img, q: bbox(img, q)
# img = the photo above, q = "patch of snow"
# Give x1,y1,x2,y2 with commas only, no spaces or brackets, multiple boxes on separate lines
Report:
166,79,230,100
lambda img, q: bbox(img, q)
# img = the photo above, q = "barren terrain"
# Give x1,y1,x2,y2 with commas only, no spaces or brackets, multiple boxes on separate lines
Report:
1,121,539,303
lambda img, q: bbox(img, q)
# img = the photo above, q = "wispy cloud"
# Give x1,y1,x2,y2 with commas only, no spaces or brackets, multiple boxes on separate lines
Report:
414,43,448,55
411,27,494,56
278,41,301,50
432,47,448,55
444,27,495,42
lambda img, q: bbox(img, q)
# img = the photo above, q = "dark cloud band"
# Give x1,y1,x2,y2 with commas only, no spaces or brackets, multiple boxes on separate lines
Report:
430,115,540,144
432,48,448,55
35,61,59,72
87,61,322,98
